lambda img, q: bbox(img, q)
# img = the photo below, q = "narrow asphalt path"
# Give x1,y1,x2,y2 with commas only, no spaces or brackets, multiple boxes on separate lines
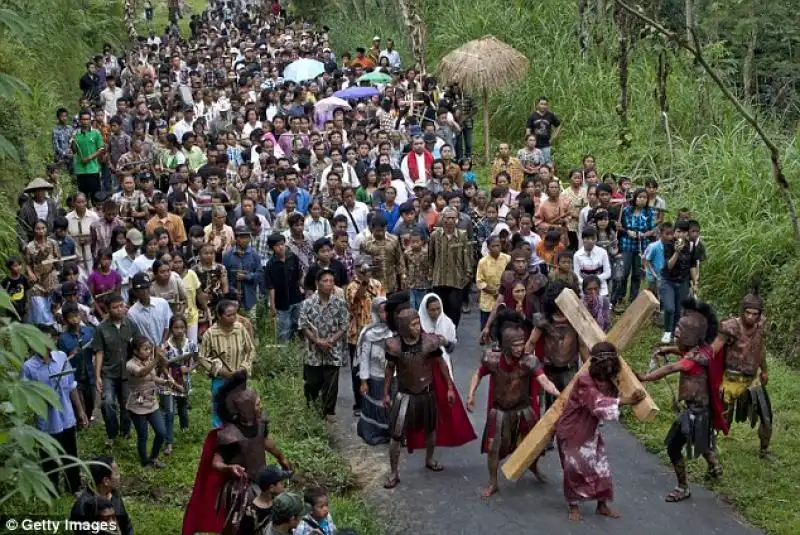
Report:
334,308,762,535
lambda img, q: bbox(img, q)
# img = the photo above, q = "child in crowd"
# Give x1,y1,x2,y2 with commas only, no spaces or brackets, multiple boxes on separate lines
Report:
239,466,293,534
161,315,198,456
295,487,337,535
2,256,30,320
52,216,77,258
460,158,476,183
549,251,580,289
404,230,431,310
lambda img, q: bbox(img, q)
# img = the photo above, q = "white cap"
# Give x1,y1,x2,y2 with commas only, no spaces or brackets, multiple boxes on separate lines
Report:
373,35,381,41
413,179,427,189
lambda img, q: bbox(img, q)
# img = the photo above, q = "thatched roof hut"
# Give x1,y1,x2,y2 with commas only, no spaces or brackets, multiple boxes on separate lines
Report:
437,36,529,162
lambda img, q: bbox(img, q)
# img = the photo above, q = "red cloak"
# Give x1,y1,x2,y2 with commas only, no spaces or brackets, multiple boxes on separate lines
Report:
182,429,227,535
709,345,731,436
405,363,477,452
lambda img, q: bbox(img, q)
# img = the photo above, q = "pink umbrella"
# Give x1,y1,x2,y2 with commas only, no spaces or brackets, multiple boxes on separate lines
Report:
314,97,351,128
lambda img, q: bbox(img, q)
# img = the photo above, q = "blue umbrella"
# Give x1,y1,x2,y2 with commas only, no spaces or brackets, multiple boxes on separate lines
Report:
333,86,380,100
282,58,325,82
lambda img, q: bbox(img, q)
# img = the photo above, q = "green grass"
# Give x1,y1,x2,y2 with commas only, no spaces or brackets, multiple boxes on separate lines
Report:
623,327,800,535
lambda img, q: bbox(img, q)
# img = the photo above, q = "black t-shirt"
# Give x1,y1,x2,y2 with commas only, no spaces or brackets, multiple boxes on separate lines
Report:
303,259,349,292
525,110,561,148
265,253,304,309
661,243,698,282
2,275,30,319
238,502,273,535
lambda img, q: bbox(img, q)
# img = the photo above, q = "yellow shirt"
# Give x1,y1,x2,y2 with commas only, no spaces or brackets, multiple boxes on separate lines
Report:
182,269,201,326
475,252,510,312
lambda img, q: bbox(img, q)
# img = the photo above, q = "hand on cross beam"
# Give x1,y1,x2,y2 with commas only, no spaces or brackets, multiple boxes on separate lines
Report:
501,289,660,481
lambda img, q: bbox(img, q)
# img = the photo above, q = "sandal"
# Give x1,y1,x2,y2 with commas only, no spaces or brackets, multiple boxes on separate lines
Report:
383,475,400,489
665,486,691,502
706,465,723,479
425,460,444,472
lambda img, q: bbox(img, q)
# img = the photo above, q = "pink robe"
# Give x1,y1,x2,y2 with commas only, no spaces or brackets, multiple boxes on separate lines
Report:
555,372,620,503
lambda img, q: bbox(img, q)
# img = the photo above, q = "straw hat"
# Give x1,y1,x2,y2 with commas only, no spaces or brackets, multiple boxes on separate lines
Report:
23,177,54,192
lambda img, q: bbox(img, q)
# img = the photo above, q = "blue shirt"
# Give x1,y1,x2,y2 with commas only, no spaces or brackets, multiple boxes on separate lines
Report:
223,245,264,311
619,206,656,252
276,187,312,215
20,351,77,434
56,326,96,385
644,240,666,282
53,235,76,257
378,203,401,233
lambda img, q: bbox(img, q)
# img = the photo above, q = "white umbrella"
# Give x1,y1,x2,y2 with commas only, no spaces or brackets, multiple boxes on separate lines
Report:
282,58,325,82
315,96,351,114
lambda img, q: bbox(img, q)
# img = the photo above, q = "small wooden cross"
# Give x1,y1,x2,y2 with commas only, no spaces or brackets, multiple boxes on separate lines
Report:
501,289,660,481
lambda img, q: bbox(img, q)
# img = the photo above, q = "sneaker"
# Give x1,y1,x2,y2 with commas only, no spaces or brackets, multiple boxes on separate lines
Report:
661,332,672,344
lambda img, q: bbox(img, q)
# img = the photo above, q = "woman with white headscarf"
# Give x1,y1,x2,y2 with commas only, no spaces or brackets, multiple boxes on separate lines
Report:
419,293,457,377
356,296,394,445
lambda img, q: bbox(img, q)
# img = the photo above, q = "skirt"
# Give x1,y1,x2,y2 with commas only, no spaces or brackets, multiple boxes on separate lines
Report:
357,377,394,446
389,389,437,441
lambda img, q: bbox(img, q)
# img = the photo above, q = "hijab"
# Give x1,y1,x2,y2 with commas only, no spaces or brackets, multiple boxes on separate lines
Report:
418,293,457,344
359,296,391,344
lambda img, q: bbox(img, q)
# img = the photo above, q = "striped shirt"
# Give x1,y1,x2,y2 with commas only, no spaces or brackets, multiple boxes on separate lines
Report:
198,322,255,377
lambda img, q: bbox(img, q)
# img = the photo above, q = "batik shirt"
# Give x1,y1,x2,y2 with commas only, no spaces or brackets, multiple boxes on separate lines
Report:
298,293,349,366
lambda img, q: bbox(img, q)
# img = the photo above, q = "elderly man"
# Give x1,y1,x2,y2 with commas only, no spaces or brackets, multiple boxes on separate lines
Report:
400,136,434,195
429,207,473,328
17,178,58,247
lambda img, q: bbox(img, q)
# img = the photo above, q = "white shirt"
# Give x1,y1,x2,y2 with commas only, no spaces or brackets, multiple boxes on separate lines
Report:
391,179,409,204
380,49,401,68
66,209,99,272
320,164,359,190
235,214,271,233
573,246,612,296
577,204,594,249
112,248,137,302
401,152,429,193
33,200,50,221
520,232,543,266
303,217,331,243
334,201,369,249
131,254,155,277
173,119,194,145
100,87,124,119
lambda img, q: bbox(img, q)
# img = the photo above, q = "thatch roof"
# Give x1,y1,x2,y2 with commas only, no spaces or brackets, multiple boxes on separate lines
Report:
437,36,529,93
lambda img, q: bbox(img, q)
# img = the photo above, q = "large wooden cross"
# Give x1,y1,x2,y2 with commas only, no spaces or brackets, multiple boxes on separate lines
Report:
501,289,660,481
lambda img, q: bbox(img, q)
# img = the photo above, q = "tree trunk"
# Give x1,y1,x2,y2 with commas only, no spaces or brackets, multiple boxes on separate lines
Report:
615,5,631,150
483,88,490,164
397,0,428,74
684,0,694,44
657,47,670,132
579,0,589,59
743,25,757,102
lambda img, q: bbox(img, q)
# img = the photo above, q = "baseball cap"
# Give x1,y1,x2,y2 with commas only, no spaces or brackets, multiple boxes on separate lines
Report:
271,492,307,520
61,280,78,297
126,228,143,246
234,224,252,237
373,35,381,41
131,272,152,290
413,179,427,189
256,465,292,489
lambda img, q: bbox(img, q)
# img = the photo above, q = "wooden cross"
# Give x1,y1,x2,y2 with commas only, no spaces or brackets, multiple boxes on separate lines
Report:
501,289,660,481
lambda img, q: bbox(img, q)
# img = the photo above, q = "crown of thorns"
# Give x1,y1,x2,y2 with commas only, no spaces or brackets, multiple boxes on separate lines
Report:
591,351,617,362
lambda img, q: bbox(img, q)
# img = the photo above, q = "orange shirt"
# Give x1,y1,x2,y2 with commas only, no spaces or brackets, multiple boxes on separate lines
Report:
145,213,187,245
535,196,572,232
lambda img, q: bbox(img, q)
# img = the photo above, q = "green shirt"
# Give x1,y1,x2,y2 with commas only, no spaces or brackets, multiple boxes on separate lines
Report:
72,128,104,175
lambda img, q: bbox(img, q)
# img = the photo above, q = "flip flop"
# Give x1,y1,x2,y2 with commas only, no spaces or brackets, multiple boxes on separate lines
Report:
425,461,444,472
383,475,400,489
665,487,691,502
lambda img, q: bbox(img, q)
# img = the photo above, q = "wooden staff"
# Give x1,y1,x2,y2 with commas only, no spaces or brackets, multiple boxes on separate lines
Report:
41,255,78,266
76,219,91,273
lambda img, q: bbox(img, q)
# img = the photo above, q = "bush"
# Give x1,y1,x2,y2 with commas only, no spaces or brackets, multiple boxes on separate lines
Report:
766,257,800,367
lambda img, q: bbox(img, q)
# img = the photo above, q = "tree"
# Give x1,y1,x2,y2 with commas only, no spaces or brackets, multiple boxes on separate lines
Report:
0,290,89,507
0,8,32,160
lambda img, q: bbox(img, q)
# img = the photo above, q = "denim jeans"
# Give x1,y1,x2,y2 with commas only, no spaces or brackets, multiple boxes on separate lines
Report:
455,127,473,160
660,279,690,334
159,393,189,444
130,410,166,466
540,146,553,164
409,289,429,311
276,303,301,343
101,377,131,440
612,250,643,305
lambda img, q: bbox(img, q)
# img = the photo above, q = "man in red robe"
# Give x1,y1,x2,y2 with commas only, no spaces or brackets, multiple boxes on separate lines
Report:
382,307,475,489
638,299,727,503
556,341,645,521
467,311,560,497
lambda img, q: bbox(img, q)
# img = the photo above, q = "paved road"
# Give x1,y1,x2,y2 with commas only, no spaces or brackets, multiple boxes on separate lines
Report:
334,308,762,535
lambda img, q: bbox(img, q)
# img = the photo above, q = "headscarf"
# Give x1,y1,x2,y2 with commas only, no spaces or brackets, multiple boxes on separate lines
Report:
358,296,391,344
418,293,457,346
481,222,510,256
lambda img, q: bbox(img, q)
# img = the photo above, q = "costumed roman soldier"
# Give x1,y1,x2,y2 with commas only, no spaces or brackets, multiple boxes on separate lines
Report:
710,283,773,459
182,371,291,535
466,310,560,497
524,281,589,414
382,304,475,489
637,299,728,503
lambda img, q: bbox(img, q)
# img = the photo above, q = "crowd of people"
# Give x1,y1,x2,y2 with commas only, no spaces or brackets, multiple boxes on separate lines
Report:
5,0,775,532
